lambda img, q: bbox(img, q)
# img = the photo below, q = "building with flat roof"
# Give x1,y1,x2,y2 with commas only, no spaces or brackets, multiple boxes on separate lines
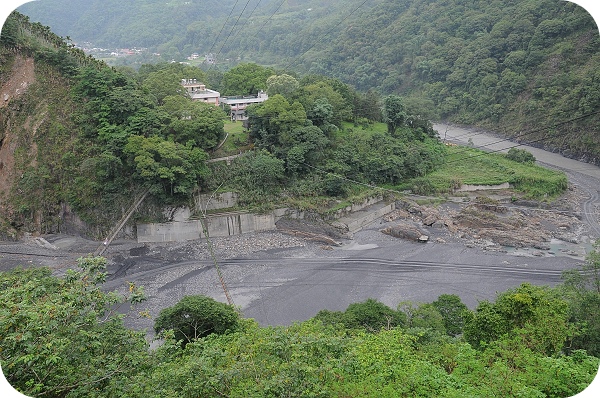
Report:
220,91,269,121
181,79,220,105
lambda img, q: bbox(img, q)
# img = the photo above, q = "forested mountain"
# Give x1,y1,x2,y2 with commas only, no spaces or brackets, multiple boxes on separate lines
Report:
16,0,380,50
1,10,451,237
15,0,600,163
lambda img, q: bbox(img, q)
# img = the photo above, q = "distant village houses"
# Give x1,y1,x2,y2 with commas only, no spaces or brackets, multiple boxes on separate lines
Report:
181,79,269,121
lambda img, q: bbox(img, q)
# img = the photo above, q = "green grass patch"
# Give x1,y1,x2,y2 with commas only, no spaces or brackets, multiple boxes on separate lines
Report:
398,146,567,200
338,121,388,138
212,121,250,157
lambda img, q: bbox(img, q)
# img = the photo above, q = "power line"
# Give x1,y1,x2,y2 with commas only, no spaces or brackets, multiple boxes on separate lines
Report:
439,105,600,154
444,110,600,164
214,0,255,61
208,0,242,55
228,0,264,42
208,0,285,67
282,0,371,71
253,0,286,37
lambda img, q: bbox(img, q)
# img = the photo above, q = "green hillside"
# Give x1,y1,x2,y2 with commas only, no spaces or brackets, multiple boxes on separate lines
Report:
15,0,600,164
1,11,458,237
0,4,593,238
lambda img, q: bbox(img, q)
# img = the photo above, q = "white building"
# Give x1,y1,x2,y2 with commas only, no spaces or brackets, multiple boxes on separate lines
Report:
181,79,220,105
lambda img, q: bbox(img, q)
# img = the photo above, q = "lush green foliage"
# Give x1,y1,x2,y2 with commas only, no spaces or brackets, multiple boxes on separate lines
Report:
506,148,537,164
124,135,209,196
463,283,575,355
561,241,600,357
315,298,406,332
0,257,148,397
221,63,275,96
432,294,470,337
154,295,239,347
0,14,224,236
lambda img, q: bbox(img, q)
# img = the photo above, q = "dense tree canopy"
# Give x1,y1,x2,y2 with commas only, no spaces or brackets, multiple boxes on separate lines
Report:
0,257,148,397
221,63,275,96
266,73,299,97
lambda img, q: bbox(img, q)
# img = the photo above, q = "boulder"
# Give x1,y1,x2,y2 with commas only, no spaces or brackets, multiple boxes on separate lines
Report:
381,222,429,242
422,211,440,226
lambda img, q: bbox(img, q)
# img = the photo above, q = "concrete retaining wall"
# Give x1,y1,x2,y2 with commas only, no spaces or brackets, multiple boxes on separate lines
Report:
456,182,510,192
327,195,385,220
195,192,238,211
137,195,397,242
343,202,396,232
137,211,275,243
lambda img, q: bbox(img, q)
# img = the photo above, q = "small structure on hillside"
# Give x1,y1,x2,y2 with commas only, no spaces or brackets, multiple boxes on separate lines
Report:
181,79,220,105
220,91,269,121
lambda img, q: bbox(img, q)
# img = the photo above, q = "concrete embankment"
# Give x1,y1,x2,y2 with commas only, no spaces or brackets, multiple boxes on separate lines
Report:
137,211,277,243
336,201,396,233
137,193,398,243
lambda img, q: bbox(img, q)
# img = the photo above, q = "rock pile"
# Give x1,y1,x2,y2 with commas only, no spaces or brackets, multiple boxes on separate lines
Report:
380,197,583,250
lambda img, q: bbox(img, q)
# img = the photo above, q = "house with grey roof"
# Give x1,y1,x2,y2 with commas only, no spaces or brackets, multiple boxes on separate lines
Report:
220,91,269,121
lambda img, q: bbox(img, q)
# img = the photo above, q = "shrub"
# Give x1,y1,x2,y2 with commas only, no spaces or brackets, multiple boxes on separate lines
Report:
154,295,239,346
506,148,536,164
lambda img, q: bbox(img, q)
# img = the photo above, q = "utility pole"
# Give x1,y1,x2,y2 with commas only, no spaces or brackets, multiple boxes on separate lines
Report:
199,216,234,306
94,187,150,257
198,183,235,307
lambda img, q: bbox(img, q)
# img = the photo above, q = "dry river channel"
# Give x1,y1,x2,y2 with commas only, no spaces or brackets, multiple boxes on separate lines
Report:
107,123,600,333
1,124,599,335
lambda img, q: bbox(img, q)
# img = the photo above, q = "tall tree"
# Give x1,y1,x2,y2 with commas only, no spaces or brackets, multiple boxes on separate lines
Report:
165,100,226,150
124,135,209,196
431,294,469,337
266,73,300,97
154,295,239,347
383,95,408,136
221,63,274,96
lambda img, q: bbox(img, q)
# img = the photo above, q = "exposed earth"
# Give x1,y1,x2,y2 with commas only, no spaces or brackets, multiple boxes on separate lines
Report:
1,124,599,336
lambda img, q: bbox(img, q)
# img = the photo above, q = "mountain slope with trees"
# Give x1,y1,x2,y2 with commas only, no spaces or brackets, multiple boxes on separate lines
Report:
16,0,600,164
0,10,573,239
1,11,458,237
